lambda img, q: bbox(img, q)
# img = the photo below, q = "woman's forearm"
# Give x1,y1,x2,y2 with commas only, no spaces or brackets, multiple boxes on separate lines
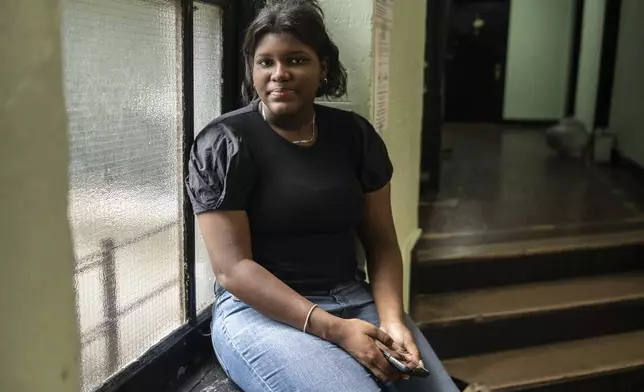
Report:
366,245,405,325
360,184,405,325
218,258,343,341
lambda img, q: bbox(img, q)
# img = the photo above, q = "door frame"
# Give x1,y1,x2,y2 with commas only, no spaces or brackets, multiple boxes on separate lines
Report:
594,0,621,128
565,0,585,116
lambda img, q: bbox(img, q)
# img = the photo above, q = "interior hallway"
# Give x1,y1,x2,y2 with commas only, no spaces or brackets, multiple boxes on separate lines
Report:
411,124,644,391
420,124,644,249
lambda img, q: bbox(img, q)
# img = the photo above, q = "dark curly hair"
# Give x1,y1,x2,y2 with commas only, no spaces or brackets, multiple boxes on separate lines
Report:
241,0,348,105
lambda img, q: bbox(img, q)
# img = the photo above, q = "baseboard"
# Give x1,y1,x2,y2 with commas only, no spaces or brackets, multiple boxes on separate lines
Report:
403,228,423,312
613,150,644,182
501,119,559,128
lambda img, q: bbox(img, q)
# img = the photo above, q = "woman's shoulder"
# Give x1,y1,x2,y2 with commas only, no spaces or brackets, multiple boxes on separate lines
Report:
187,105,258,214
315,103,377,140
194,103,258,148
315,103,362,124
214,101,259,126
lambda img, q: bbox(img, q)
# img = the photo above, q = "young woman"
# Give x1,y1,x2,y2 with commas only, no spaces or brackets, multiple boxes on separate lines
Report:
186,1,459,391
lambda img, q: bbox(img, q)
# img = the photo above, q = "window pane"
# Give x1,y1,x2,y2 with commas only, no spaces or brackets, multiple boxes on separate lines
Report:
194,2,224,312
61,0,185,390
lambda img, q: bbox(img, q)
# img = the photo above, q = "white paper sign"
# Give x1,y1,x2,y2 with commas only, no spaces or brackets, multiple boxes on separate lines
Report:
373,0,394,133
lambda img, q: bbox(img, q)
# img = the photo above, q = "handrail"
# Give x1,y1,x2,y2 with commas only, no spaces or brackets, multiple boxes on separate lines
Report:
74,221,181,374
75,221,178,273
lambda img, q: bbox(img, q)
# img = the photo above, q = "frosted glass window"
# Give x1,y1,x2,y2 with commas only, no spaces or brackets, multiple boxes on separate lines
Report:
61,0,185,390
194,2,224,312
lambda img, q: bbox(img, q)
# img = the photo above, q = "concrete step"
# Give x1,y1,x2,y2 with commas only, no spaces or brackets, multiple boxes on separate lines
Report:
443,331,644,392
413,272,644,358
412,230,644,294
417,216,644,248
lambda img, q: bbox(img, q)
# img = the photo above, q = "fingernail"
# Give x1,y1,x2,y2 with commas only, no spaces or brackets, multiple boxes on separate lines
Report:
419,360,425,367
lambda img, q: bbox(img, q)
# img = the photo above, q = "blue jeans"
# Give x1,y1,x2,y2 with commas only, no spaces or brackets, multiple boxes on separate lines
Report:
211,280,459,392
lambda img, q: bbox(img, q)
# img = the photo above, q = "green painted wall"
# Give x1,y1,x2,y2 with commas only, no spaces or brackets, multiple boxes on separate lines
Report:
0,2,80,392
319,0,374,118
321,0,426,310
574,0,606,132
504,0,575,120
610,0,644,167
381,0,426,310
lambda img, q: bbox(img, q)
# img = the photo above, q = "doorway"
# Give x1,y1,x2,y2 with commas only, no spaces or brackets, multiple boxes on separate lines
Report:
444,0,510,122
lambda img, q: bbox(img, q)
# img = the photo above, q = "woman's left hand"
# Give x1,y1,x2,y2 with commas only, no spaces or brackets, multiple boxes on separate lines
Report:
379,321,424,368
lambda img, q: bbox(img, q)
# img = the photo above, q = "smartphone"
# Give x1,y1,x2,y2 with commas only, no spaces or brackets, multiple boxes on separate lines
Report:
381,349,430,378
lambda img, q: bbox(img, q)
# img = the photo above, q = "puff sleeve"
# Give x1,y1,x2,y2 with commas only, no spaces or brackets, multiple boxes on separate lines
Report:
185,123,255,214
353,114,394,192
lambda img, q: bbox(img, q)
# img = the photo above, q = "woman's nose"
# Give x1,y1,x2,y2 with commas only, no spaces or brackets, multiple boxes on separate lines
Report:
271,63,291,82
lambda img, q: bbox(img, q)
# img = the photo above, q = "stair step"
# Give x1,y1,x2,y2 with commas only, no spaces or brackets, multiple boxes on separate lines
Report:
415,272,644,325
412,231,644,294
443,331,644,392
414,273,644,358
417,217,644,246
417,230,644,262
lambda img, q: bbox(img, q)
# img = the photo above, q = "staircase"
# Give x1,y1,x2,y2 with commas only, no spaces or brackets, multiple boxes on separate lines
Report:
411,230,644,392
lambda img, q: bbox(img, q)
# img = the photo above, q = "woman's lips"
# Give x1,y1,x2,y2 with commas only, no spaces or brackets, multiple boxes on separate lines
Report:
269,89,295,99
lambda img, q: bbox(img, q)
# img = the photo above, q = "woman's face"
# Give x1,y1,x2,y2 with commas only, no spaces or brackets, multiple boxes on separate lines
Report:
252,32,326,117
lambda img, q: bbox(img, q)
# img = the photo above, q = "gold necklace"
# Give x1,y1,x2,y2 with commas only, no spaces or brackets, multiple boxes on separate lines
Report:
260,103,316,145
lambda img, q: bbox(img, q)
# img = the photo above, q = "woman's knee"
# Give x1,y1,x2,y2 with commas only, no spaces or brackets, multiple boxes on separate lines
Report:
212,315,382,392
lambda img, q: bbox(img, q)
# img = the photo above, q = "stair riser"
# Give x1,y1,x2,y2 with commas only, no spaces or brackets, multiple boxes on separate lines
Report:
420,299,644,359
499,367,644,392
412,245,644,294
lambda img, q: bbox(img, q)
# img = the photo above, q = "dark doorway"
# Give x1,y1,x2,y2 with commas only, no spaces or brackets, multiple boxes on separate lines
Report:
445,0,510,122
421,0,450,194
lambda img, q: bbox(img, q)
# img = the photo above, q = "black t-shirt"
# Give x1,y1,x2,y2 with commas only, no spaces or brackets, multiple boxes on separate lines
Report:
185,100,393,293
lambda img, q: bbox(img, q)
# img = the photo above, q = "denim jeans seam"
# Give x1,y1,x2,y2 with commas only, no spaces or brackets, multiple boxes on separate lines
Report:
213,342,231,379
220,316,279,392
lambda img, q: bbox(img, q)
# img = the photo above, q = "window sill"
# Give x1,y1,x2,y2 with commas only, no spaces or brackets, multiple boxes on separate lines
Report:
172,359,241,392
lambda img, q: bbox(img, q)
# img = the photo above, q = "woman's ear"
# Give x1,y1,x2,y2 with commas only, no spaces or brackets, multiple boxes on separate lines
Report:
320,59,328,81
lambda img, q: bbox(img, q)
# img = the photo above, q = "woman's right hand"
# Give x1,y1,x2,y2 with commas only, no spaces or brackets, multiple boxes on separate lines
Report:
329,318,414,382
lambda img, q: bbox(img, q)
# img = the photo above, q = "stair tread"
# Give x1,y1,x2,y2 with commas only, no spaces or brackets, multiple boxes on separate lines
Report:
413,272,644,325
443,330,644,390
415,229,644,263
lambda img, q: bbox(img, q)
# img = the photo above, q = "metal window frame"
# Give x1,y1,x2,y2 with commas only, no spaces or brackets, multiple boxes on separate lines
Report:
186,0,241,325
182,0,197,326
200,0,231,7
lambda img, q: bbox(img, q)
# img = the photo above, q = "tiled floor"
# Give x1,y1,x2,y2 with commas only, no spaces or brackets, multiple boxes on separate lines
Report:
420,124,644,250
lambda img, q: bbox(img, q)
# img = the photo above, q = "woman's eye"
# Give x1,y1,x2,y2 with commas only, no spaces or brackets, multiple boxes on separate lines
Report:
290,58,308,65
257,59,273,67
